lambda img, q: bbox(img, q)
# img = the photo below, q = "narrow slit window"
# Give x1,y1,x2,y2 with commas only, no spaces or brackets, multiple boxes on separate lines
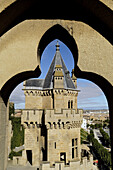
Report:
72,148,74,159
68,101,70,108
76,147,78,157
27,111,29,120
71,100,73,108
55,142,56,149
72,139,74,146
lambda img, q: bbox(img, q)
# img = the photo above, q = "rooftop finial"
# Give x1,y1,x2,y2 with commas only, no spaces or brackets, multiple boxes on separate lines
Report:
56,41,60,51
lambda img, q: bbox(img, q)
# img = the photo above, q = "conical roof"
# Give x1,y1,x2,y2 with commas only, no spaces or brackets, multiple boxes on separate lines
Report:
25,42,76,90
43,42,75,89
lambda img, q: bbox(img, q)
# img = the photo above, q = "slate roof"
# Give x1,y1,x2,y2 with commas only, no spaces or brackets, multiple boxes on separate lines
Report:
25,42,76,90
26,79,44,88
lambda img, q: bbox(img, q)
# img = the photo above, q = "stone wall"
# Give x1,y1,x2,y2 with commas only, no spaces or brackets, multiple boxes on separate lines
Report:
0,97,8,170
47,128,81,164
24,88,78,112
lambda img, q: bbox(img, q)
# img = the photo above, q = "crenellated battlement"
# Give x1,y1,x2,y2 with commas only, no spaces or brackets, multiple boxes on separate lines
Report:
46,120,82,129
23,121,41,129
41,155,97,170
24,88,78,97
24,89,52,97
21,109,83,129
53,89,78,96
45,109,83,127
21,109,43,125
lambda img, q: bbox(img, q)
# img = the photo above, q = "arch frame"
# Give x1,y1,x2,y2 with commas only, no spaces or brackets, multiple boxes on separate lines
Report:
0,0,113,169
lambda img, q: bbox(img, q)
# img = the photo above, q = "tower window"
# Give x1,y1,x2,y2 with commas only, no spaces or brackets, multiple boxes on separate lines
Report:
72,139,74,146
72,138,78,159
54,142,56,149
72,148,74,159
27,111,29,120
71,100,73,108
68,100,70,108
75,147,78,157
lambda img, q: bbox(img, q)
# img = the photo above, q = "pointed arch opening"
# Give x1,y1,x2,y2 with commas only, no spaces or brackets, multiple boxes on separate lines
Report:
38,24,78,67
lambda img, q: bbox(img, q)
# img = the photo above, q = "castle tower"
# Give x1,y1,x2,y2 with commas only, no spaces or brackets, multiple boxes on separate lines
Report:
21,42,83,167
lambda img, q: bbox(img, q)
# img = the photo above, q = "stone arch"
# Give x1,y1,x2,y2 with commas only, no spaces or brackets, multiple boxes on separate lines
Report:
0,66,41,105
0,0,113,45
37,24,78,65
0,18,113,164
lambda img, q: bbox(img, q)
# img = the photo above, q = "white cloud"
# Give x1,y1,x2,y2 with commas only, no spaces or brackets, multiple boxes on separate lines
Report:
77,79,108,109
77,80,102,100
9,82,25,109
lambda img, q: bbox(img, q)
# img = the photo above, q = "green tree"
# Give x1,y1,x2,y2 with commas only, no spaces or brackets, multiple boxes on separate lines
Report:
10,117,24,159
100,128,111,147
87,129,94,143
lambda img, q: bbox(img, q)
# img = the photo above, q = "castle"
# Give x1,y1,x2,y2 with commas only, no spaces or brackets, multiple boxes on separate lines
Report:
17,42,97,169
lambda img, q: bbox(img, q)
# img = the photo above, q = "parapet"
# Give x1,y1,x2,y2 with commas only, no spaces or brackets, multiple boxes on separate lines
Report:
41,155,97,170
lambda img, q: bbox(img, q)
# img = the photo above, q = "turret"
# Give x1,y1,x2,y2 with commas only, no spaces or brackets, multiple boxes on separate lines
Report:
53,65,64,88
71,69,77,88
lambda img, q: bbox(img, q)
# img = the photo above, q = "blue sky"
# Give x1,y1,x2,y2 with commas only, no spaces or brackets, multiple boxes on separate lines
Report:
10,39,108,110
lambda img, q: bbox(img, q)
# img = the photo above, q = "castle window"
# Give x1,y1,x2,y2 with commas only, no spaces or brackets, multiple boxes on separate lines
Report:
75,138,78,145
72,148,74,159
54,142,56,149
72,139,74,146
75,147,78,157
66,113,68,117
71,100,73,108
27,111,29,120
68,100,70,108
72,138,78,159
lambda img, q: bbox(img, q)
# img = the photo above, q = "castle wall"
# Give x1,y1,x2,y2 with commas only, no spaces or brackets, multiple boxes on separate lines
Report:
21,110,43,124
21,109,45,166
42,95,53,109
24,90,53,109
45,109,82,164
47,128,81,164
0,97,8,170
41,155,97,170
25,95,43,109
45,109,83,124
53,89,78,112
54,78,64,89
